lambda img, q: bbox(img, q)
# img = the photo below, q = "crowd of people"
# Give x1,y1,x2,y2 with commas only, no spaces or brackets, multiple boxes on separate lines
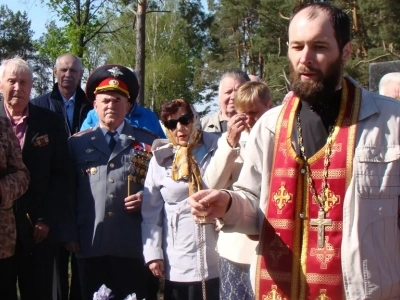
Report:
0,2,400,300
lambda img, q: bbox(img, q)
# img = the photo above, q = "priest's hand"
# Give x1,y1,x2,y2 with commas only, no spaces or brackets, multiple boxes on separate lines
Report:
188,189,231,223
148,259,165,278
226,113,247,148
33,221,49,243
124,192,142,213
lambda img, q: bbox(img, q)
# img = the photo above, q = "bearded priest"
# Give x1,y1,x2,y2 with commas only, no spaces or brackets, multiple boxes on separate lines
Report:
188,2,400,300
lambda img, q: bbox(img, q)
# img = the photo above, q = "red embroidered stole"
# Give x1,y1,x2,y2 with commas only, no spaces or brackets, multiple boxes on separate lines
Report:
256,78,361,300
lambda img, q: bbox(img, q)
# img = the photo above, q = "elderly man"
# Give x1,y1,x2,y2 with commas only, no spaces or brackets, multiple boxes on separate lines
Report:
379,72,400,99
80,67,165,139
32,53,91,300
68,65,158,300
0,57,71,300
201,69,250,133
31,53,91,135
189,3,400,299
80,101,166,138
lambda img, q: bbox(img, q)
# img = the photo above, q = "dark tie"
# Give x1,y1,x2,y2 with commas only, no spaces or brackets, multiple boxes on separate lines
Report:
107,131,117,150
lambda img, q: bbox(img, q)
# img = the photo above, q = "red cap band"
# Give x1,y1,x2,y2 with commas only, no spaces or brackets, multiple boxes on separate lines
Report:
94,78,130,98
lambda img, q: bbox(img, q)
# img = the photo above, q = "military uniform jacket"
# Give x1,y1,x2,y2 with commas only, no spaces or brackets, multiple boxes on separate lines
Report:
69,121,156,259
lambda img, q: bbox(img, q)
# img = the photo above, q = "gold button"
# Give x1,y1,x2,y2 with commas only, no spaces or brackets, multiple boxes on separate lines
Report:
109,178,114,183
107,211,114,217
109,194,114,199
109,163,115,168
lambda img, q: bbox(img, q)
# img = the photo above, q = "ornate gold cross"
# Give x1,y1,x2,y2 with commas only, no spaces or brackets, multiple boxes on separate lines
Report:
264,285,283,300
310,209,332,248
273,185,291,211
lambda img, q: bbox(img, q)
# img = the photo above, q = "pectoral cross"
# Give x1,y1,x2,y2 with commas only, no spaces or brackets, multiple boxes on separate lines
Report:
127,174,134,196
310,209,332,248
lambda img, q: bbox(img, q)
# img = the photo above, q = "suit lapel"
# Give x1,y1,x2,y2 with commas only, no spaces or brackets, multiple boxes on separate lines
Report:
22,104,41,153
0,102,40,153
89,126,111,157
109,122,135,162
23,124,39,153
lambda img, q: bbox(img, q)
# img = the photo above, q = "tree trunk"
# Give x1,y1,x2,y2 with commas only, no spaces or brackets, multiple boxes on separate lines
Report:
136,0,147,106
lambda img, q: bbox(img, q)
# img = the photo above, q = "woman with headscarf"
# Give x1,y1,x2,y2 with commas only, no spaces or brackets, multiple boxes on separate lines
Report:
141,99,221,300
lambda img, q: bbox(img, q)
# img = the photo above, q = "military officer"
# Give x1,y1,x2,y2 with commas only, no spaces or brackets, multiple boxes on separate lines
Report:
67,65,158,300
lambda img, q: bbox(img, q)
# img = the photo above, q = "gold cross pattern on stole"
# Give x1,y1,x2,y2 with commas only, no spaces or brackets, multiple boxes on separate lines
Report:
263,285,284,300
310,236,339,269
310,209,332,248
317,187,339,213
272,184,292,211
317,289,331,300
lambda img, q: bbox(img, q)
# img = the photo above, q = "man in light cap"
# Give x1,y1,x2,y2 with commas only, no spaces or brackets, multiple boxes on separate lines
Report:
79,67,165,138
67,65,158,299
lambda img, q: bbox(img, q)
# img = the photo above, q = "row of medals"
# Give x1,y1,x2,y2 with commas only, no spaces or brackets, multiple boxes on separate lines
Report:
129,149,153,185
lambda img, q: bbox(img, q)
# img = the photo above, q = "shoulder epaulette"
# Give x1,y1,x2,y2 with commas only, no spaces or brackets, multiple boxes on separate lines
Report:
71,128,93,137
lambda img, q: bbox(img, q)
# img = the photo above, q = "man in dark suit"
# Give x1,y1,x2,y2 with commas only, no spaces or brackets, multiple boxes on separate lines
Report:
31,53,91,135
0,57,71,300
67,65,158,300
31,53,90,300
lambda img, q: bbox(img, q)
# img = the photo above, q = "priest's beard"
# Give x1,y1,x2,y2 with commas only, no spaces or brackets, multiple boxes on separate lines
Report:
289,56,343,105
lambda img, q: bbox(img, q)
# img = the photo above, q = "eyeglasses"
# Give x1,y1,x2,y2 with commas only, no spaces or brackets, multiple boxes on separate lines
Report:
163,113,194,130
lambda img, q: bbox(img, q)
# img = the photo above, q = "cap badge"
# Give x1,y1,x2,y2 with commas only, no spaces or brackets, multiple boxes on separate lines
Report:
107,66,123,77
109,79,119,86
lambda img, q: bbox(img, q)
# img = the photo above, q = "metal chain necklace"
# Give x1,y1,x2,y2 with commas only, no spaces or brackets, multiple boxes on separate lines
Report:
296,109,336,248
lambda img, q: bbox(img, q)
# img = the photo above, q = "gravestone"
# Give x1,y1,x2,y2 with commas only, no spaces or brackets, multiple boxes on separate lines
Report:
369,60,400,92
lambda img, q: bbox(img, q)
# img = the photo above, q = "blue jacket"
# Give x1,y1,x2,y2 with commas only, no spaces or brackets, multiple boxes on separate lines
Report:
80,103,166,138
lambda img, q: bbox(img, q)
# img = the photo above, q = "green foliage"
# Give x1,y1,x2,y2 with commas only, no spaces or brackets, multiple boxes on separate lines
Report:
10,0,400,106
200,0,295,103
44,0,120,58
201,0,400,103
97,0,208,113
31,21,70,96
34,21,69,64
0,5,35,60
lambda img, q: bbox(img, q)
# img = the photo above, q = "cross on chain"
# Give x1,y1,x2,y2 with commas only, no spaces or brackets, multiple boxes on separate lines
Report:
310,209,332,248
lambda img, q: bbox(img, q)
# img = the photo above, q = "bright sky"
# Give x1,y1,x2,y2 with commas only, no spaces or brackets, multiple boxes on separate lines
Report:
0,0,58,39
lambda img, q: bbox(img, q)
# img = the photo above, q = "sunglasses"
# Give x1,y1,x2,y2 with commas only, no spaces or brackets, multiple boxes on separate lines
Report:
163,113,194,130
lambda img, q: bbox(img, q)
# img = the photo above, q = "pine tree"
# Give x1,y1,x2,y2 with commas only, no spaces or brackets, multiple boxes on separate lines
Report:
0,5,35,60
